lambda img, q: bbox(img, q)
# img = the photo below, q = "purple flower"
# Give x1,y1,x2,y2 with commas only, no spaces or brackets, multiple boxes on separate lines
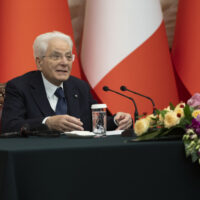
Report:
196,115,200,122
187,118,200,136
187,93,200,108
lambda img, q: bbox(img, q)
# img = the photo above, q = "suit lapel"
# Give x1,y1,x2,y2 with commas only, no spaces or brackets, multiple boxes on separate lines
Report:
29,71,55,116
63,79,80,118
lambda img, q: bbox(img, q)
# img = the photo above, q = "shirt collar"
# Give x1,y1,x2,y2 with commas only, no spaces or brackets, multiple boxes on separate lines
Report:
41,72,63,98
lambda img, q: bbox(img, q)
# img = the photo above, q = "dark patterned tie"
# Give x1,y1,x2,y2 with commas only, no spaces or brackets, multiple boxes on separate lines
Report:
54,87,67,115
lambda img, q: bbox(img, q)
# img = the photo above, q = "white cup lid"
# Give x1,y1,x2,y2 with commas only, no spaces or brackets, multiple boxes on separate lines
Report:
91,104,107,109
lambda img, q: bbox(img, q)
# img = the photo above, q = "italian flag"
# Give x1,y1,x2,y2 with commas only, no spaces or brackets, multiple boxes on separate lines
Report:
81,0,178,117
172,0,200,99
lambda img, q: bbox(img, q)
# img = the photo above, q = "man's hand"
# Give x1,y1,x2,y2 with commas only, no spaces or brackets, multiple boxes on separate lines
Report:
114,112,132,130
45,115,84,132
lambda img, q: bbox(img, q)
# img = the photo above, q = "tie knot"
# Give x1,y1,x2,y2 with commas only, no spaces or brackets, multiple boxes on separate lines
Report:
55,87,65,98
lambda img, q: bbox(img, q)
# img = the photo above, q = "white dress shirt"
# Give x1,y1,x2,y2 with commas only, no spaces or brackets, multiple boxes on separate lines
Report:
41,73,118,127
41,73,64,123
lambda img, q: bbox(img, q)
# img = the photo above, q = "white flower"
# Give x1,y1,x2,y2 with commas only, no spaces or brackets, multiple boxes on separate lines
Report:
186,129,195,134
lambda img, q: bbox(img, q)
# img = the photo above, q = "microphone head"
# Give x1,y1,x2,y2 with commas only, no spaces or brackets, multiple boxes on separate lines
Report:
21,123,30,131
20,123,30,136
120,85,127,91
103,86,109,91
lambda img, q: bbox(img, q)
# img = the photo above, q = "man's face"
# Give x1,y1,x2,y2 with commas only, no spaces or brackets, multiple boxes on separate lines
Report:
36,38,73,86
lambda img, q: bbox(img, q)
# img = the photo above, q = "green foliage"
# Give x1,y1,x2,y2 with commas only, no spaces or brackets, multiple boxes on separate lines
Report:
184,104,193,122
183,132,200,163
160,110,168,119
134,102,200,166
169,102,175,110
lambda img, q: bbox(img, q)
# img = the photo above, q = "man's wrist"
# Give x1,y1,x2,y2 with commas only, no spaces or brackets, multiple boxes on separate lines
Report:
42,117,50,124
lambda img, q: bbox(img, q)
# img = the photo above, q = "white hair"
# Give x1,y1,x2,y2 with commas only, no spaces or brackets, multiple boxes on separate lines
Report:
33,31,73,59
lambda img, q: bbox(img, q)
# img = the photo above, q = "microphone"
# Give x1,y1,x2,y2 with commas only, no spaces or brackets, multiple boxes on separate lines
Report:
24,124,61,137
103,86,139,121
0,124,61,138
0,132,26,138
120,85,156,114
0,126,29,138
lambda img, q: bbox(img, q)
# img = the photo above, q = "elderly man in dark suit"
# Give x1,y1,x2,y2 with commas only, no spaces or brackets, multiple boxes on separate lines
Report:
1,31,132,133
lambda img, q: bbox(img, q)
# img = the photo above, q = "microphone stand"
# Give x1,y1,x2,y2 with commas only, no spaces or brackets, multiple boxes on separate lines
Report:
120,86,156,114
103,86,139,122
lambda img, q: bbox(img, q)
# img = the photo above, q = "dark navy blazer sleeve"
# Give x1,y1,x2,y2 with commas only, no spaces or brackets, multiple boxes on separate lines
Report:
1,80,44,132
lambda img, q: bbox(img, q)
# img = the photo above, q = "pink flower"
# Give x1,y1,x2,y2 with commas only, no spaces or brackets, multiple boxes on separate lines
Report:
187,93,200,108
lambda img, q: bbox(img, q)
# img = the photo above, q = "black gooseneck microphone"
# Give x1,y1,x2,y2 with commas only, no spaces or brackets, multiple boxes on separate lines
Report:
120,85,156,114
103,86,139,121
23,124,61,137
0,124,61,138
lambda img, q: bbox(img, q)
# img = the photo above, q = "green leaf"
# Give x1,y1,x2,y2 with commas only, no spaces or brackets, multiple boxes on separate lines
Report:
191,152,199,163
183,104,193,122
155,109,160,115
138,114,146,119
160,110,168,119
169,102,175,110
133,130,162,141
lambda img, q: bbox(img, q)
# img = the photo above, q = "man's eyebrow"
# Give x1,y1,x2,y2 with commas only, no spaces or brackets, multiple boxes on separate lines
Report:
50,51,61,55
65,52,72,55
51,51,72,55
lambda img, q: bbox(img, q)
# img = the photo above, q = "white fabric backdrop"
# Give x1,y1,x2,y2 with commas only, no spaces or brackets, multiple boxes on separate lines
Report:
68,0,178,52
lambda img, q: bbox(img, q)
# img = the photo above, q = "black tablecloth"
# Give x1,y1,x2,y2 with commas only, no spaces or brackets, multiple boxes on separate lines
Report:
0,135,199,200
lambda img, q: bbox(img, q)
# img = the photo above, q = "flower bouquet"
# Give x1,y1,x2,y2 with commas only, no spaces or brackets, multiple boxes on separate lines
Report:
133,93,200,165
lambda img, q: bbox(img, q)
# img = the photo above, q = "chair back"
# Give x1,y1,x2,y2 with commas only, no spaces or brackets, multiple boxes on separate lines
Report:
0,83,6,107
0,83,6,131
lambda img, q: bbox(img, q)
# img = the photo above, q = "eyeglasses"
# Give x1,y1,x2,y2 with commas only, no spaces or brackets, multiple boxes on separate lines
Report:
43,53,75,62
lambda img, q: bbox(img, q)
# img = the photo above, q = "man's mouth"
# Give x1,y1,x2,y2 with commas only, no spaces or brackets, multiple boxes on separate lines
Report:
56,70,68,73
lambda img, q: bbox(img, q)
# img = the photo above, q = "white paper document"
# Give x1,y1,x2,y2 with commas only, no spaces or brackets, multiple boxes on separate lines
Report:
62,130,123,137
106,130,123,136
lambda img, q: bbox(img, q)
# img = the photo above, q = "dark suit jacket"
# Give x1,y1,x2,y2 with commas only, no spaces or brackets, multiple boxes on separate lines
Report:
1,71,116,133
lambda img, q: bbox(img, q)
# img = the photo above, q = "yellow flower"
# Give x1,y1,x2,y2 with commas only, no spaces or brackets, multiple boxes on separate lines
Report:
158,106,171,123
192,109,200,118
175,102,185,109
174,107,184,118
164,111,180,128
159,114,164,123
134,118,150,136
164,106,171,111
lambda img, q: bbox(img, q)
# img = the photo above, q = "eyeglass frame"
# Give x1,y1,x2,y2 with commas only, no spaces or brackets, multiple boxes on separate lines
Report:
42,52,75,62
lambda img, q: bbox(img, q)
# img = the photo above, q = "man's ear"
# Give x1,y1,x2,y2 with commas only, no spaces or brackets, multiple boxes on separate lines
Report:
35,57,42,70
